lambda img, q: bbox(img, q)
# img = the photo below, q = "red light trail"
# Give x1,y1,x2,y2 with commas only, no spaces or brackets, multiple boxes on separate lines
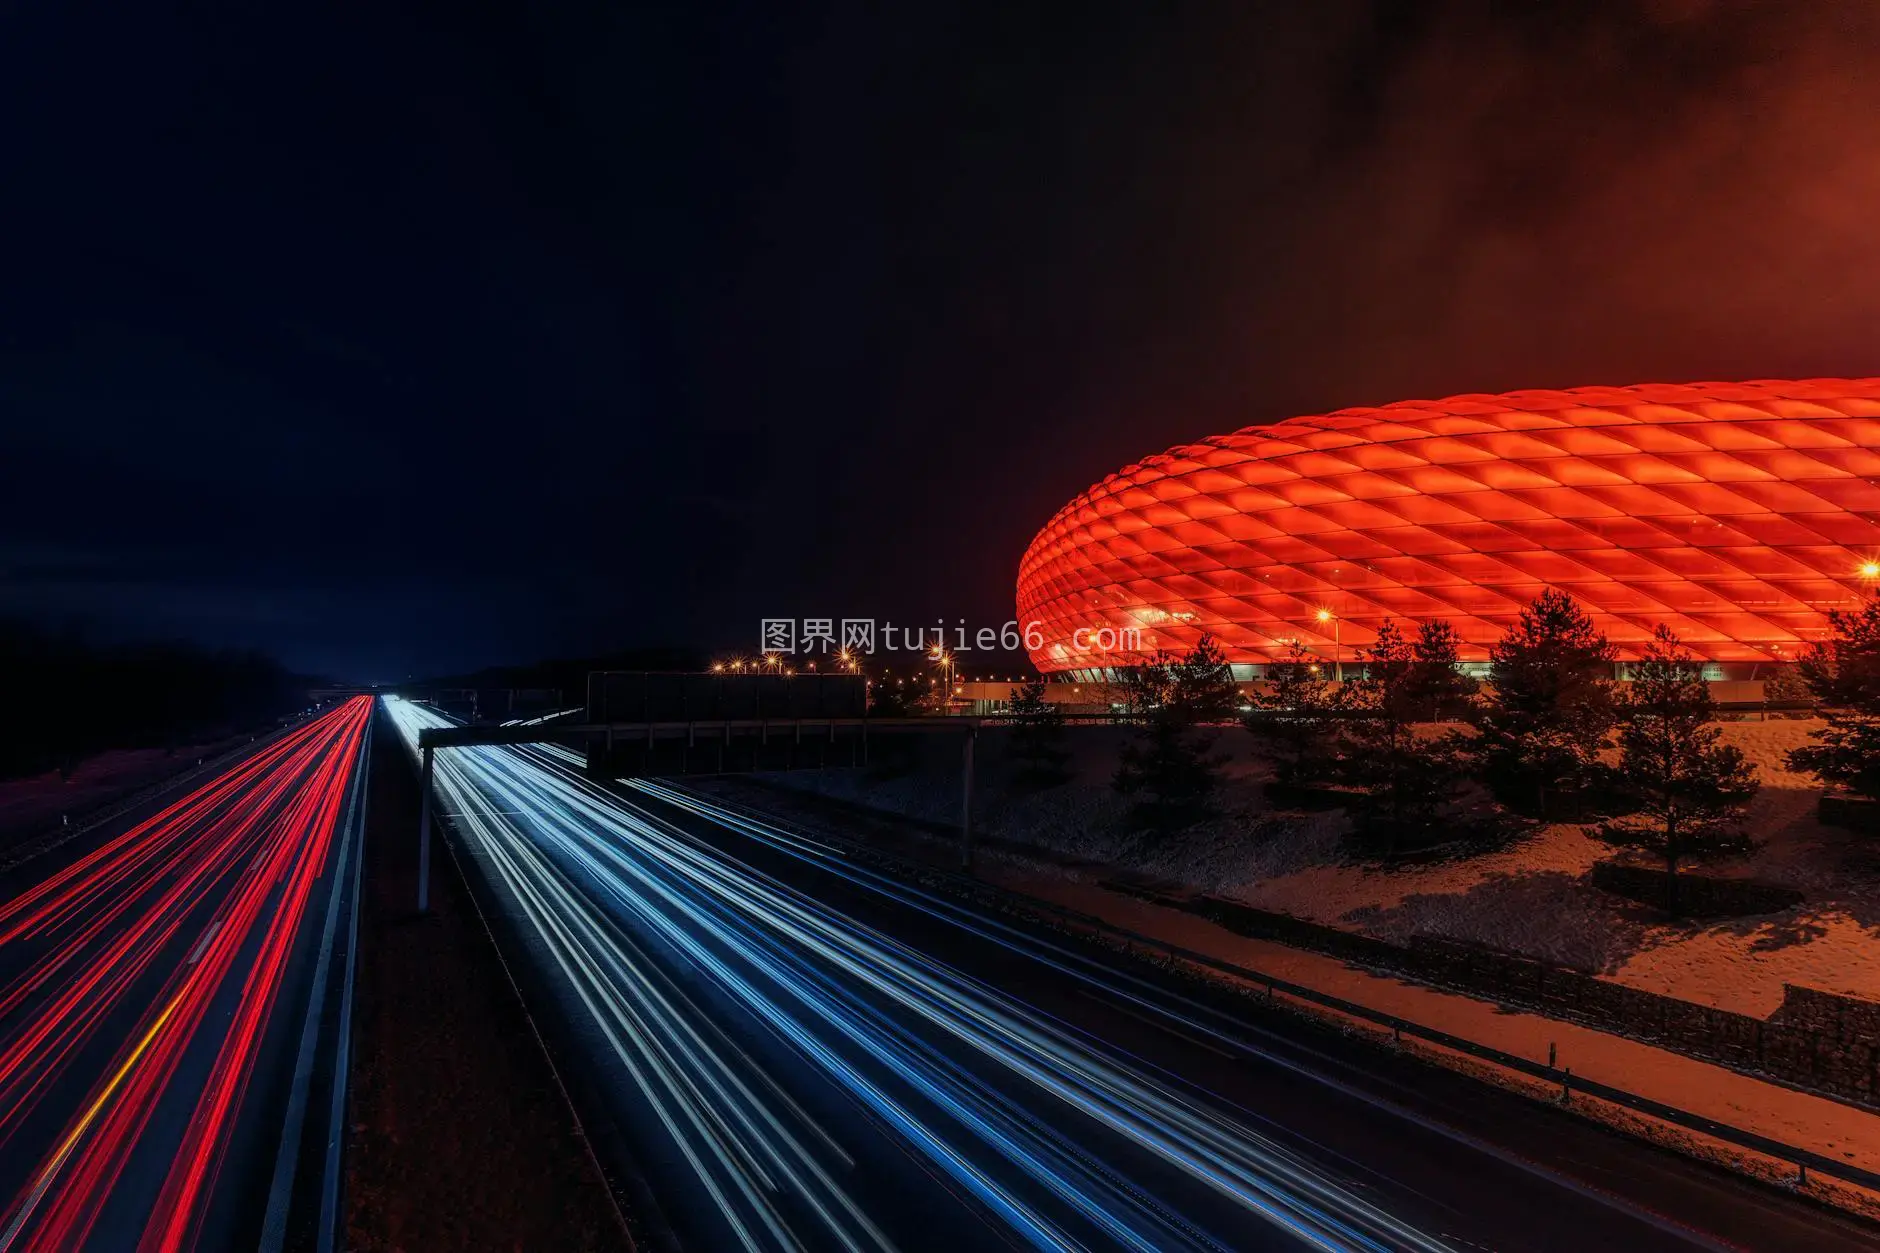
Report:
0,696,371,1253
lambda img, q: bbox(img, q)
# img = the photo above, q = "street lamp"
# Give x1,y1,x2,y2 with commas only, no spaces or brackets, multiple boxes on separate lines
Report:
929,645,954,713
1316,608,1341,682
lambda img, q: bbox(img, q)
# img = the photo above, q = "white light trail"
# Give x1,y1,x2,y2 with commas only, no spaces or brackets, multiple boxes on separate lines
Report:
383,699,1450,1253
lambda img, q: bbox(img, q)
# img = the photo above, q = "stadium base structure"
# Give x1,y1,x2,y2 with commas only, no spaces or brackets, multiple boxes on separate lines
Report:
1018,379,1880,674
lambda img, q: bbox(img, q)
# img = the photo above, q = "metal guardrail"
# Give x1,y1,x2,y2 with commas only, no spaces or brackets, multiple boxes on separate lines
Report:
318,715,370,1252
1716,699,1820,712
668,781,1880,1197
0,722,305,874
1233,698,1820,725
258,713,373,1253
1080,889,1880,1192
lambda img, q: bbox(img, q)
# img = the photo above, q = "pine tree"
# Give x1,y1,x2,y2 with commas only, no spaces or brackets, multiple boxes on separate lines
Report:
1789,596,1880,799
1170,634,1240,725
1243,640,1342,787
1113,635,1238,827
1339,620,1465,846
1759,662,1814,721
1472,590,1617,818
1761,663,1810,709
1599,625,1757,912
1007,676,1069,787
1407,619,1478,721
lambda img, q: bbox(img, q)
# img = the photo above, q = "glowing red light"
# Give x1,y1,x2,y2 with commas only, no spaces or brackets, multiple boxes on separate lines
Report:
0,697,372,1247
1017,379,1880,668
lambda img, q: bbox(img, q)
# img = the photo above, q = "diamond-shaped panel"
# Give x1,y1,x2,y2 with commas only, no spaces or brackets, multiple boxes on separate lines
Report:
1016,379,1880,671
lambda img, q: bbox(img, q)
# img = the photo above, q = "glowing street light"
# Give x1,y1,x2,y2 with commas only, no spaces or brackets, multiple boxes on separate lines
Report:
929,645,956,712
1862,562,1880,579
1316,608,1342,682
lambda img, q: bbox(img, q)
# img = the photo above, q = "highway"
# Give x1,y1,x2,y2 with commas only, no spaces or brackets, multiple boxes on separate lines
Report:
0,696,372,1253
385,695,1880,1253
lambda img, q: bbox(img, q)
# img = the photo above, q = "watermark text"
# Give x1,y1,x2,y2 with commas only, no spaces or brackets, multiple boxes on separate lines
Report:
755,619,1140,655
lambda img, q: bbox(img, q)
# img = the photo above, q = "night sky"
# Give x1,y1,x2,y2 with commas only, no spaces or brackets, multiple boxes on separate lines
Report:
5,1,1879,681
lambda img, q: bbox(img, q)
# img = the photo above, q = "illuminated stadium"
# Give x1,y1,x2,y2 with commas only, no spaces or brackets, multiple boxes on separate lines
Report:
1017,379,1880,679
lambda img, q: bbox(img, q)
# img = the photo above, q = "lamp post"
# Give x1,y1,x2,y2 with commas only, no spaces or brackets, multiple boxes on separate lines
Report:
1317,608,1341,682
930,645,953,714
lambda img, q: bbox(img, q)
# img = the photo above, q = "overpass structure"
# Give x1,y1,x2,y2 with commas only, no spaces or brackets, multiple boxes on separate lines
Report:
410,713,984,910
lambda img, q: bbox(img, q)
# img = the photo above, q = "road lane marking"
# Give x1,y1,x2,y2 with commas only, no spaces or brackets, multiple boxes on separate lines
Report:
1,987,187,1250
186,920,223,965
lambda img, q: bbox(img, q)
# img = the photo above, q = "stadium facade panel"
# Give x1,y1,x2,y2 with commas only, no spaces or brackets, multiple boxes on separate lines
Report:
1017,379,1880,674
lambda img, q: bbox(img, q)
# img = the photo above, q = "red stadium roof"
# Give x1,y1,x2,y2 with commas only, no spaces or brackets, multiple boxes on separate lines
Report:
1017,379,1880,670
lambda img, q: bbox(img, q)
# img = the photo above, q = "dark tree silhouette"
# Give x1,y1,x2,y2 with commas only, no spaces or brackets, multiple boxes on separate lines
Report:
1114,635,1239,827
1339,620,1467,847
1006,677,1069,787
1789,596,1880,800
1471,590,1617,818
1767,658,1812,707
1599,625,1757,912
1242,640,1342,787
0,619,307,780
1406,619,1478,721
1169,634,1240,725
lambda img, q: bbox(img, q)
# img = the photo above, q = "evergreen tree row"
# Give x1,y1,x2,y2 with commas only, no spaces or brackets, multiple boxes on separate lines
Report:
1001,588,1880,914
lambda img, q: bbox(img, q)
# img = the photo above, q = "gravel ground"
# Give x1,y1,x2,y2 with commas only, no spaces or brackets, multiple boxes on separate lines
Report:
344,728,629,1253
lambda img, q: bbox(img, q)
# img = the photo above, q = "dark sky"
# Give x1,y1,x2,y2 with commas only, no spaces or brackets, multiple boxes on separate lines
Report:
5,1,1879,680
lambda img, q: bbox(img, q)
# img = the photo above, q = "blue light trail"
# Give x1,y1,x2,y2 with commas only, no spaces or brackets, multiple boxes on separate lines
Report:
383,697,1451,1252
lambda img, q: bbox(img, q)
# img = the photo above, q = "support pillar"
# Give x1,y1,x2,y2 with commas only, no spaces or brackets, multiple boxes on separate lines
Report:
961,725,977,872
417,744,434,913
